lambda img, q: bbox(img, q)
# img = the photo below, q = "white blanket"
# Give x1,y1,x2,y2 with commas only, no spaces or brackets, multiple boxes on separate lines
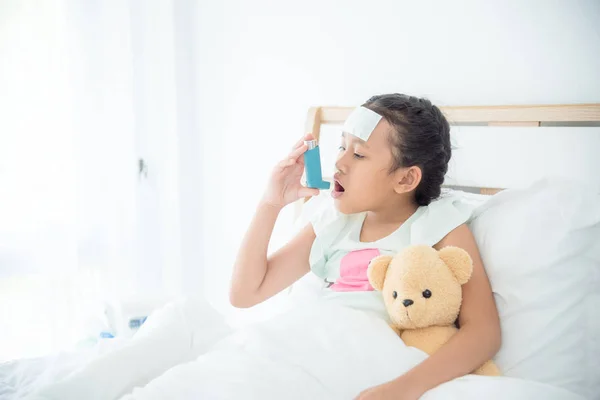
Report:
27,297,583,400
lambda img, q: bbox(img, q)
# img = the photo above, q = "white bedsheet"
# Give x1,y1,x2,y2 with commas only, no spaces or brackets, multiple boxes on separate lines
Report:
24,297,583,400
0,339,131,400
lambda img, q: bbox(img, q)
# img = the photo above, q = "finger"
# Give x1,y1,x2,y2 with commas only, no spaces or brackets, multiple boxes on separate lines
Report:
297,187,320,198
275,157,296,172
291,133,315,150
277,143,308,172
297,149,313,166
291,136,305,150
288,143,308,161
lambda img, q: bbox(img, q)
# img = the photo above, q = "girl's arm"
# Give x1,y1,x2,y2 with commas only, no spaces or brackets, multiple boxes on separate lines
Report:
229,209,315,308
229,134,319,308
397,223,501,397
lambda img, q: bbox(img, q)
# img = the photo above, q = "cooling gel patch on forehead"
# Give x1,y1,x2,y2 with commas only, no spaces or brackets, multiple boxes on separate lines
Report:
342,106,383,142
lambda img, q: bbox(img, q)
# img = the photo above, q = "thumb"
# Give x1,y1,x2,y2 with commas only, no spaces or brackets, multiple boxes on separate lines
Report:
298,187,320,198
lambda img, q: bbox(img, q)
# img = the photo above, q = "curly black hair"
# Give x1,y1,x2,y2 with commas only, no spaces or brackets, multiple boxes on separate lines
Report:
363,93,451,206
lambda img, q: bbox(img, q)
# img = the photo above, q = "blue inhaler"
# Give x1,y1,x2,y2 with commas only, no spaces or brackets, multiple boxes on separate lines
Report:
304,139,330,190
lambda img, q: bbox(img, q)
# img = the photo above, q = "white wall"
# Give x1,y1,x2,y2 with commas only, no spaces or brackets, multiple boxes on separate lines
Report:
192,0,600,318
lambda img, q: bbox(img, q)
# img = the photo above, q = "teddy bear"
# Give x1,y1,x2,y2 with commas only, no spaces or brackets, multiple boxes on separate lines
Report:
367,244,500,376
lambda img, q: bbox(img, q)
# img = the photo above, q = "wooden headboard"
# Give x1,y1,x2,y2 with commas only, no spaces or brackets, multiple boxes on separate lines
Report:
304,103,600,196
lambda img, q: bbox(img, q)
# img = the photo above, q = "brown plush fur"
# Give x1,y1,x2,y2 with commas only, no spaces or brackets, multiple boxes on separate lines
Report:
368,245,500,376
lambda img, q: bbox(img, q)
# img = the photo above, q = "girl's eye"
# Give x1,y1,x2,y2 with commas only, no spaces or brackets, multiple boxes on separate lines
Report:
338,145,364,159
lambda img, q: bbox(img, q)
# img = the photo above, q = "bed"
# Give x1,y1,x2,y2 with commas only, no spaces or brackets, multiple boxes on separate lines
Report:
2,103,600,400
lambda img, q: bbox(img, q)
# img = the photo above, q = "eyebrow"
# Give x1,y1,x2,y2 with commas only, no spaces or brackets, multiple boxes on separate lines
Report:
341,132,370,148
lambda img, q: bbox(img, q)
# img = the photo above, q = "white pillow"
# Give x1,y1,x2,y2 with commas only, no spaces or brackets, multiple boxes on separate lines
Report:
468,178,600,398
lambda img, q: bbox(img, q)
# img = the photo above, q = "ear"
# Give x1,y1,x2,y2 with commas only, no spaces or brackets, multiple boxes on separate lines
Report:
367,255,393,291
438,246,473,285
393,166,422,195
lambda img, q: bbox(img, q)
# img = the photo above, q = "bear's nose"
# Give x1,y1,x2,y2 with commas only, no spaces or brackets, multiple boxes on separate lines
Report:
402,299,414,307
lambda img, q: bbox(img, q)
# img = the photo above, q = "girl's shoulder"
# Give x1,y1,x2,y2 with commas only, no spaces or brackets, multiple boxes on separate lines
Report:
410,192,479,246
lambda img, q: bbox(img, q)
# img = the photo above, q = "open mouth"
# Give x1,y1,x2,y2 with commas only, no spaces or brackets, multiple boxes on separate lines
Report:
331,179,345,199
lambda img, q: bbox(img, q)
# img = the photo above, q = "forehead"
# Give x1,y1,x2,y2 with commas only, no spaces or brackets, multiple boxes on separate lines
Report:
342,118,392,150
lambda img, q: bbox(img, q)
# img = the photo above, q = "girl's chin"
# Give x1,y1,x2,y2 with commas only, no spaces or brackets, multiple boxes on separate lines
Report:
333,198,354,215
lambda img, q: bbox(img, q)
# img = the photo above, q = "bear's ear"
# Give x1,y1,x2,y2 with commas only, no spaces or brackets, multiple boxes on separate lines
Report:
367,255,394,291
438,246,473,285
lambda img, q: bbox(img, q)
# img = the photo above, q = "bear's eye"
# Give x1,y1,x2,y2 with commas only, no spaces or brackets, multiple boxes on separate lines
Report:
422,289,432,299
392,291,398,299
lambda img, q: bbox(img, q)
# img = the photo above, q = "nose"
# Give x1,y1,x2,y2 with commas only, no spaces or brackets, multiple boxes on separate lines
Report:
402,299,414,307
335,150,351,175
334,159,346,175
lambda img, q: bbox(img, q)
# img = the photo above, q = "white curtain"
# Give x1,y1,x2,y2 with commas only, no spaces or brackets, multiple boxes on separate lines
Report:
0,0,202,361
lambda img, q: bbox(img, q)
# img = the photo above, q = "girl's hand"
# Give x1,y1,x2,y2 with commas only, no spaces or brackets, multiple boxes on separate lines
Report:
354,377,422,400
261,133,320,209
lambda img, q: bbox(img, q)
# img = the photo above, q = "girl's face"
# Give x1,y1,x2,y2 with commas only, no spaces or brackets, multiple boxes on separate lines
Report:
332,119,404,214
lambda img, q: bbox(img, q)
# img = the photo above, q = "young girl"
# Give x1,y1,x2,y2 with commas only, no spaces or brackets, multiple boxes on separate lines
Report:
230,93,501,400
